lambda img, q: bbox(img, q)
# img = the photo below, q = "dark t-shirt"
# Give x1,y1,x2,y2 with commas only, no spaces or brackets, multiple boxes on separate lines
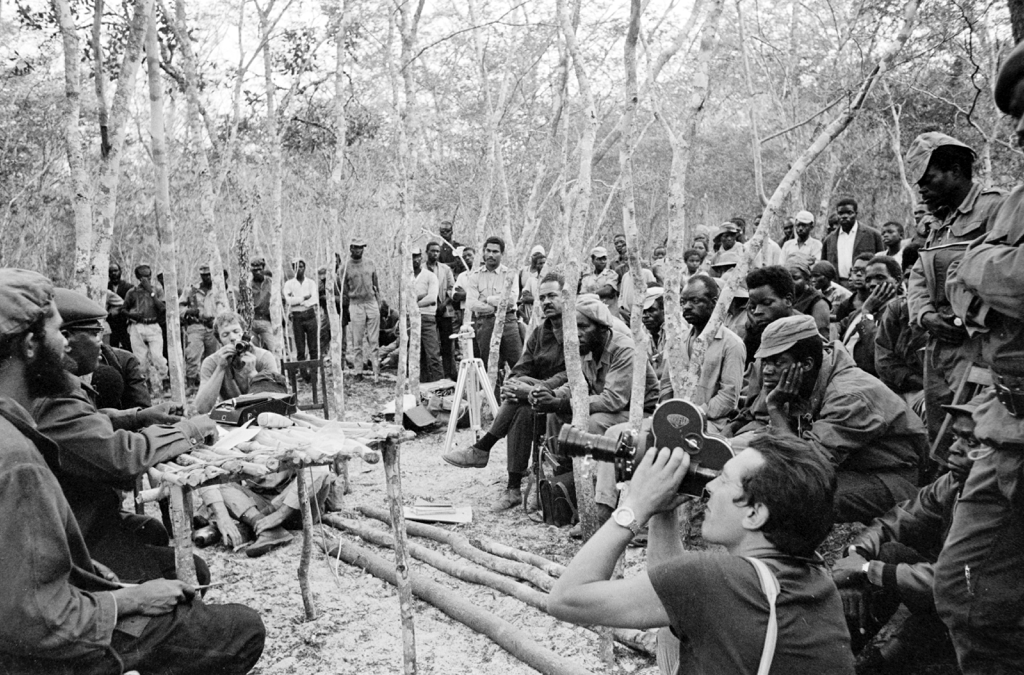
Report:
648,551,854,675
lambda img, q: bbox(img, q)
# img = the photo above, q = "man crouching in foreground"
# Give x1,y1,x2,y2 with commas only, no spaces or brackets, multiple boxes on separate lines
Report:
549,434,855,674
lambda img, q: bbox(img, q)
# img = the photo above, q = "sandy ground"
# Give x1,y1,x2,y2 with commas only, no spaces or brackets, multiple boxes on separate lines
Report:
192,375,659,675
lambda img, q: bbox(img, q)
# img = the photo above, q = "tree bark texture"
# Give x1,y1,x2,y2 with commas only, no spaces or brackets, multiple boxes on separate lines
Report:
146,0,185,402
89,0,150,300
327,0,349,418
320,537,597,675
296,465,318,620
382,434,417,674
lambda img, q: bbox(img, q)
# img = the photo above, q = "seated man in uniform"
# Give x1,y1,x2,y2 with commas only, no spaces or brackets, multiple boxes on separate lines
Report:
442,272,568,512
36,287,216,585
549,433,855,675
0,268,265,675
533,295,659,527
729,315,923,524
831,396,982,673
194,311,282,414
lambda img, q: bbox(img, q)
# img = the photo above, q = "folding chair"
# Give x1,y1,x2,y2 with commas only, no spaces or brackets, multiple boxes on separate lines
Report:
281,358,330,419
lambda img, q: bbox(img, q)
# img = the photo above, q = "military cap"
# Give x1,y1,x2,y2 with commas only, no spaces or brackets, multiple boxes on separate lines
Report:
942,392,988,419
905,132,975,184
54,288,106,330
199,265,211,273
0,269,54,336
995,40,1024,116
250,257,266,267
714,221,741,239
530,245,546,257
591,246,609,258
350,238,367,248
794,210,815,224
411,245,423,255
576,293,615,327
642,286,665,310
786,253,815,279
754,314,821,359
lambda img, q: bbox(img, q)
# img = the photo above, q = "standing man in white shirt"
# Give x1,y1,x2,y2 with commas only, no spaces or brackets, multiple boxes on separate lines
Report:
822,197,884,287
412,246,442,382
464,236,522,375
283,258,319,381
781,210,823,264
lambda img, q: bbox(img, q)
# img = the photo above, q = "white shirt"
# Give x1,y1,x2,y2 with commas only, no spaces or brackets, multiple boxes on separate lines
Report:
413,268,439,315
283,276,318,312
781,237,823,264
836,222,859,279
618,267,657,313
751,238,783,269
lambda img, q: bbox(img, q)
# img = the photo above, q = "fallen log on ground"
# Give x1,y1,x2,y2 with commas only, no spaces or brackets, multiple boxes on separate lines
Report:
357,504,554,591
468,535,566,578
319,535,598,675
324,516,656,656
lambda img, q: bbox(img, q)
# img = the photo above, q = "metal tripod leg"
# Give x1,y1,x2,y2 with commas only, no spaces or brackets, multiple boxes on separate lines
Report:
471,359,499,416
443,359,472,455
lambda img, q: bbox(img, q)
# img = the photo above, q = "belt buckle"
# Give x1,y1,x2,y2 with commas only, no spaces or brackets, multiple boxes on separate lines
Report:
995,377,1024,419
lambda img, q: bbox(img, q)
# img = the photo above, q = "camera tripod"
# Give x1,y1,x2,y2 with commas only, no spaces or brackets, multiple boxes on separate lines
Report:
442,325,499,456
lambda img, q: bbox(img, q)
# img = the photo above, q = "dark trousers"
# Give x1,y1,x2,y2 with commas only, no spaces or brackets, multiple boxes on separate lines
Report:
319,308,332,358
437,314,456,380
936,447,1024,674
419,314,443,383
473,313,523,375
109,321,132,351
291,309,318,378
835,470,917,525
487,398,540,475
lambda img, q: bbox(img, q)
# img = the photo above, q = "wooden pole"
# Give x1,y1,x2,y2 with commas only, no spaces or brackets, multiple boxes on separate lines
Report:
320,537,598,675
296,465,318,621
382,432,416,673
168,485,197,585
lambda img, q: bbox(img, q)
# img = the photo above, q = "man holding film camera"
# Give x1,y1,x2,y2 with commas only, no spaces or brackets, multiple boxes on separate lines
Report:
194,311,281,414
549,433,854,675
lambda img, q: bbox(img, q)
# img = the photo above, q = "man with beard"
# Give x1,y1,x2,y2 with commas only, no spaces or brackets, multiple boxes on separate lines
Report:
249,257,275,352
107,262,132,350
832,396,981,673
787,254,830,337
426,240,457,379
905,132,1004,464
658,275,745,432
536,295,659,524
343,239,381,377
412,247,443,383
180,265,219,387
0,268,266,675
31,290,219,585
283,259,319,382
729,315,922,523
442,273,569,511
464,236,523,374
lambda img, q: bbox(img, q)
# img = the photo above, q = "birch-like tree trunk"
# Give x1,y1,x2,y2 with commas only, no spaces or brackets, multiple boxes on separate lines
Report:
257,4,286,362
146,1,185,402
620,0,648,429
737,0,767,207
658,0,725,400
883,81,917,223
52,0,94,292
679,0,920,399
89,0,150,299
326,0,348,417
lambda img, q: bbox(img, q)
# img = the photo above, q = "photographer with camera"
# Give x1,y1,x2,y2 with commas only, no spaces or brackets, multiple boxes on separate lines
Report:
549,433,854,674
194,311,280,414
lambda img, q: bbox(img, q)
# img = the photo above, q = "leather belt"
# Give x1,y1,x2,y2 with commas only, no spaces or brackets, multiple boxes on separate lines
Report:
131,318,159,325
994,373,1024,419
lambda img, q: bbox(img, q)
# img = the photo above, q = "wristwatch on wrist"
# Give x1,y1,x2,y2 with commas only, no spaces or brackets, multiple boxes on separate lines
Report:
612,507,643,537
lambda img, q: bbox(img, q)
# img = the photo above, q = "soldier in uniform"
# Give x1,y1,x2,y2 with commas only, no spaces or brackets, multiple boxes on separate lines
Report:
905,132,1004,465
936,41,1024,674
180,265,220,387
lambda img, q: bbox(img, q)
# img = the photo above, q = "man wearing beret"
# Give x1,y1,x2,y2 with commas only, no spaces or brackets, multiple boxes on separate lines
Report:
936,41,1024,674
0,268,265,675
904,132,1004,464
534,294,659,524
30,288,220,585
731,314,923,524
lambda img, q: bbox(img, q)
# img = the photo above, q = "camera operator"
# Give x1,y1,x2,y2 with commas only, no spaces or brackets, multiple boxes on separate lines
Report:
549,433,854,674
194,311,280,414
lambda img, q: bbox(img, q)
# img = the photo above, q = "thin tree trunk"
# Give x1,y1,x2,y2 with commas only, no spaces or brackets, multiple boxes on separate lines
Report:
89,0,150,299
52,0,95,292
882,81,917,223
737,0,767,207
146,0,185,402
327,0,348,417
657,0,725,400
681,0,920,397
92,0,110,158
383,434,417,675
